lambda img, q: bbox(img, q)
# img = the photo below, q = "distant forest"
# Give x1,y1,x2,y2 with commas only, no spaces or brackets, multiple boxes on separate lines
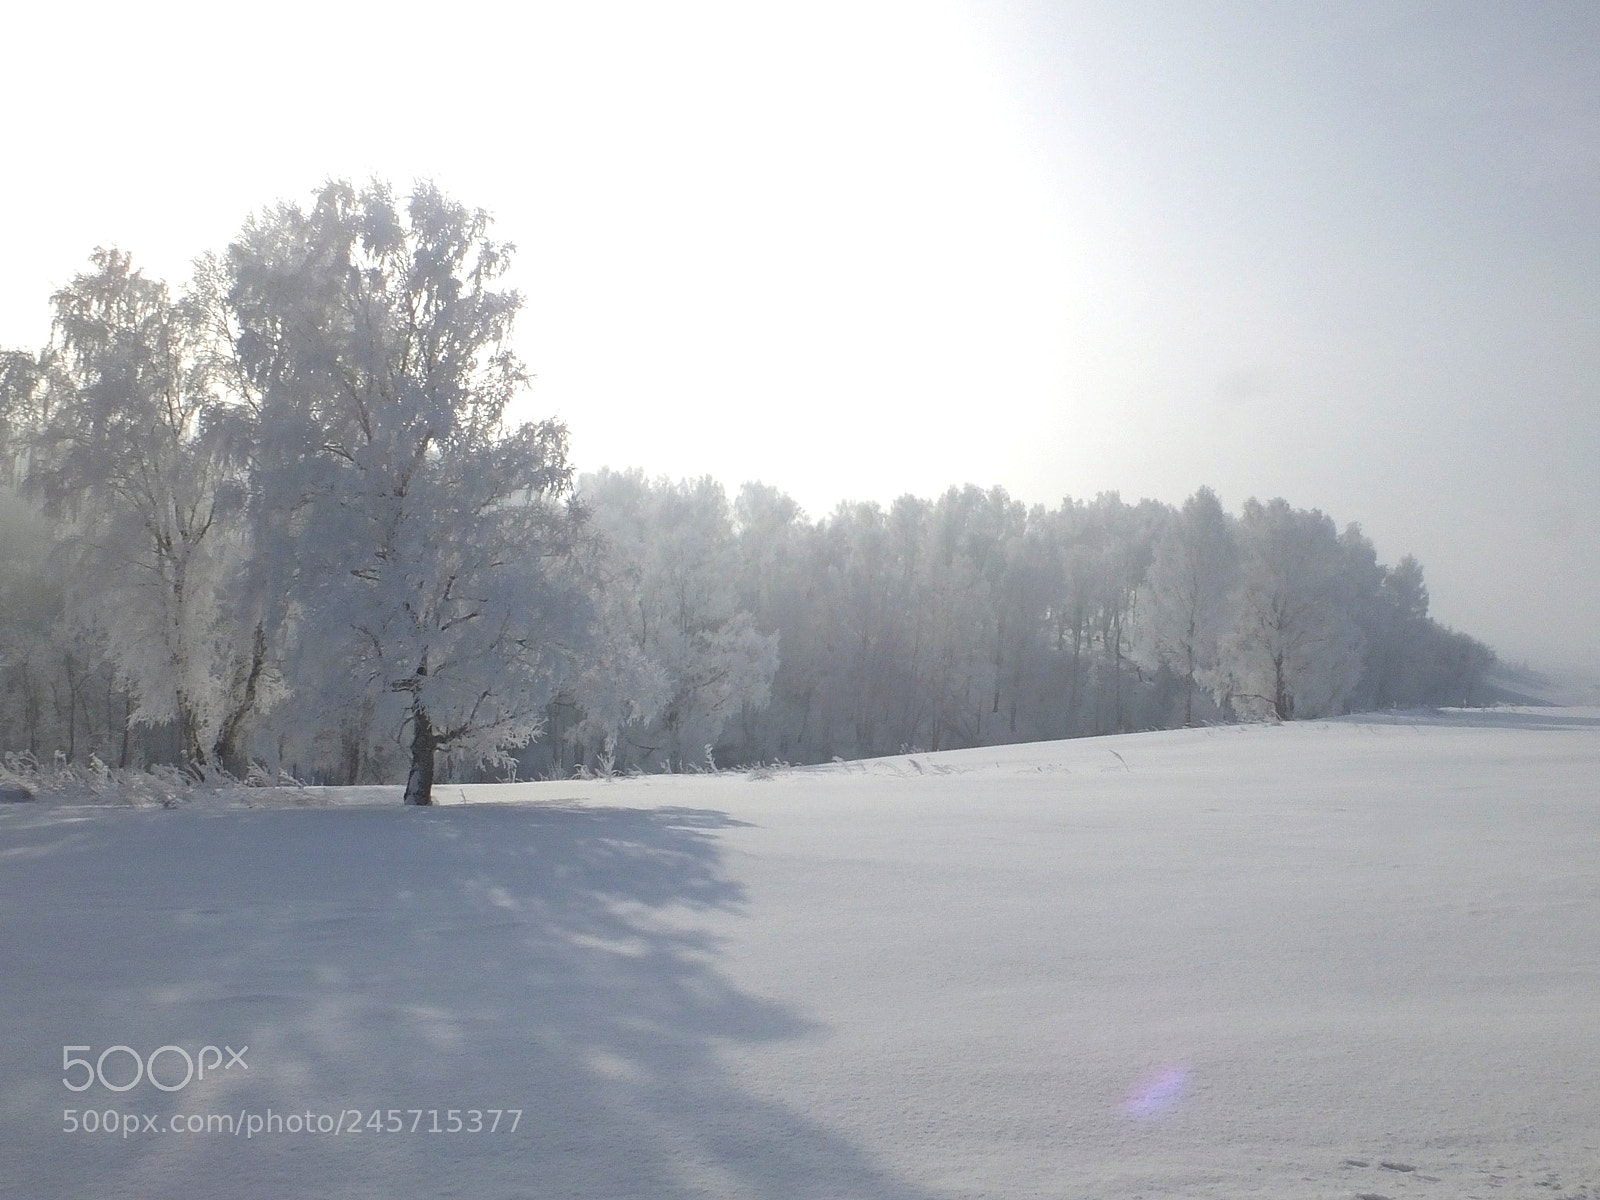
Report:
0,182,1495,800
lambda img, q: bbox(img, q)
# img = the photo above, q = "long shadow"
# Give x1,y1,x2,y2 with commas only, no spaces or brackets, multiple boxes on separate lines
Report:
0,802,944,1200
1336,706,1600,733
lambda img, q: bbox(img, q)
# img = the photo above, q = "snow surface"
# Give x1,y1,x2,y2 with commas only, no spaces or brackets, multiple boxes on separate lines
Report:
3,709,1598,1199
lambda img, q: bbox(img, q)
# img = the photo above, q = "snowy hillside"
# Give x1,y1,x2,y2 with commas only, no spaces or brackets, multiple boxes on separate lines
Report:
3,709,1598,1199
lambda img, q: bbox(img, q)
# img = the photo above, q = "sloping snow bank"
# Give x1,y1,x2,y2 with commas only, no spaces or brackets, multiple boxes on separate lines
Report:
3,709,1598,1199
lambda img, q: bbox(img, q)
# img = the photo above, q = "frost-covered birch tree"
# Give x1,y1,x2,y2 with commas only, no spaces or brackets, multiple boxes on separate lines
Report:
1218,498,1364,720
577,470,775,771
0,251,269,773
1135,486,1237,725
226,181,593,804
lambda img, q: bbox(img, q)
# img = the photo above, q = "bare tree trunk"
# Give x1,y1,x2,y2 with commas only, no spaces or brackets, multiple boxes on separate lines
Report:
176,691,208,777
63,654,81,763
1113,613,1124,732
1183,642,1196,726
992,614,1003,715
1272,654,1292,721
22,660,40,759
214,622,268,778
1066,619,1084,737
403,704,436,806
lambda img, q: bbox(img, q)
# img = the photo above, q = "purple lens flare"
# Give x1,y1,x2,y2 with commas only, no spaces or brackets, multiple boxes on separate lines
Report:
1122,1063,1190,1117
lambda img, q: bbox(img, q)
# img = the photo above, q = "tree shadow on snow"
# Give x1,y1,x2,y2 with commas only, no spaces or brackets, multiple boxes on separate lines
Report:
0,803,943,1200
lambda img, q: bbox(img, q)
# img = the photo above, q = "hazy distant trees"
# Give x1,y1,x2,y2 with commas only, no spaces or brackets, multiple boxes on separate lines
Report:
1218,499,1366,720
1134,486,1237,724
694,483,1490,763
0,181,1504,789
567,469,776,771
529,478,1491,773
1353,552,1493,708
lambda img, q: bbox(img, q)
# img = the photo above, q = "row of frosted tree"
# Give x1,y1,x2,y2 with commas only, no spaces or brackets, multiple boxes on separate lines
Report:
533,472,1494,775
0,183,1495,799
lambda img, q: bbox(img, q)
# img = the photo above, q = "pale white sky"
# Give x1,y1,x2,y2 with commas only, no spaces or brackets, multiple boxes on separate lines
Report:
1,0,1595,667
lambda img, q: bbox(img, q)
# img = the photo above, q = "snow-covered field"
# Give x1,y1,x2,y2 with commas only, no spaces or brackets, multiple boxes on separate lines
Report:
3,709,1598,1200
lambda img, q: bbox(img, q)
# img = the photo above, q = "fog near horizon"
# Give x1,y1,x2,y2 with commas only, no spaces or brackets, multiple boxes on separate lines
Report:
1,0,1595,668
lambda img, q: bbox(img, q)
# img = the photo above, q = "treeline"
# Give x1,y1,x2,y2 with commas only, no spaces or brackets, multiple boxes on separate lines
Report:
0,182,1495,797
524,473,1494,775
